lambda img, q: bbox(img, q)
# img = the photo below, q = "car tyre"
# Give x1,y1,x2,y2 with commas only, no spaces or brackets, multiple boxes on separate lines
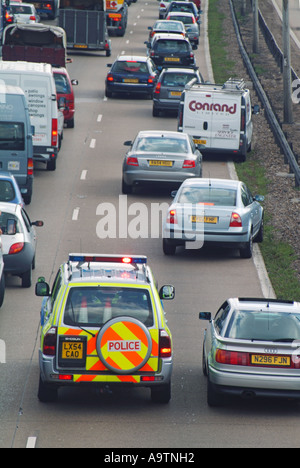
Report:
105,88,113,98
152,106,160,117
122,177,132,194
207,377,223,407
0,273,5,308
202,345,208,377
21,265,32,288
151,382,171,404
38,376,58,403
240,234,253,259
66,118,75,129
255,218,264,243
163,238,176,255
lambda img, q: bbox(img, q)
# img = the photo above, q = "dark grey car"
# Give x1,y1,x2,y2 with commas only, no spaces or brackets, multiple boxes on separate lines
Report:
153,67,203,116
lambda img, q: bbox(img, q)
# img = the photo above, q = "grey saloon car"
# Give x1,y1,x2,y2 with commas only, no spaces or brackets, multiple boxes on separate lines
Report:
166,12,200,48
122,130,202,194
153,67,203,116
162,178,264,257
200,298,300,406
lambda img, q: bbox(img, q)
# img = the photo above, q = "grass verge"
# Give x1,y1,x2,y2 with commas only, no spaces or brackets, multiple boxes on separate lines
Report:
208,0,300,300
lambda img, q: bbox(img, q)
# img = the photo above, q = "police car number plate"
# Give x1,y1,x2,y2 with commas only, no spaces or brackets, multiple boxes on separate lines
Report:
58,336,87,368
61,342,84,359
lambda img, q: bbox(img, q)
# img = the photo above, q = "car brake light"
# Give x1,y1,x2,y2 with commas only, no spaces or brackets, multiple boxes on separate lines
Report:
150,50,155,57
107,73,114,82
51,119,58,146
127,156,139,166
154,82,161,94
216,349,249,366
28,158,34,176
182,159,195,168
230,212,242,227
190,52,194,59
30,15,36,20
159,330,172,358
167,209,177,225
148,75,155,84
43,327,57,356
9,242,24,255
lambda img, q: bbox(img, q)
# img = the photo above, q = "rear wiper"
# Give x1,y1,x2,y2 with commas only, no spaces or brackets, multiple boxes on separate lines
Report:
70,299,96,338
272,338,296,343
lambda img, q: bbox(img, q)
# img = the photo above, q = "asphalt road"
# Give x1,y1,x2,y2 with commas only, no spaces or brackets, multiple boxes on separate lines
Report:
1,0,300,450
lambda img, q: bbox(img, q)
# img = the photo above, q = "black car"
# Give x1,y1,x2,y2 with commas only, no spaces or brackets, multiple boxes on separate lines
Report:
153,67,203,116
105,55,159,98
146,33,195,70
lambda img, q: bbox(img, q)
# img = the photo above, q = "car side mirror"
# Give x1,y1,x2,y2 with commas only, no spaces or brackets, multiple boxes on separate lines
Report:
71,79,78,86
159,285,175,300
199,312,211,321
35,279,50,297
124,140,132,146
254,195,264,202
252,104,260,114
31,220,44,227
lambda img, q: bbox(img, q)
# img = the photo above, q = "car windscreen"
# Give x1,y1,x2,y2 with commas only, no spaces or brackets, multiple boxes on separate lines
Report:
162,72,196,87
0,123,25,151
169,15,194,24
54,73,71,94
155,39,189,53
0,181,16,203
178,187,237,205
113,61,149,73
136,136,189,153
224,310,300,342
64,286,154,327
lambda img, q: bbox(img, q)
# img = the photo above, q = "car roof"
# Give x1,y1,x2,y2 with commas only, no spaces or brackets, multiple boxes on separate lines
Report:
162,67,197,73
10,2,35,5
65,254,150,286
153,33,188,41
136,130,188,139
115,55,149,62
168,11,195,17
0,201,20,214
154,19,184,26
230,297,300,313
181,178,241,189
52,67,68,74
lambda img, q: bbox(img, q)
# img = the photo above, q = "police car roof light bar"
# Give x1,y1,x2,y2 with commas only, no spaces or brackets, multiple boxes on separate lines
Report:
69,254,147,265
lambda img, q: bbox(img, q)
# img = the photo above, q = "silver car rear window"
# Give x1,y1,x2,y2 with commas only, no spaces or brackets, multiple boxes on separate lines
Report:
178,187,237,206
136,137,189,153
225,310,300,342
162,73,196,87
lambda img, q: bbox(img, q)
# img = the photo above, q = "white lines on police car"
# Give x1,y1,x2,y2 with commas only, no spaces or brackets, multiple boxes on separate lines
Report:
26,436,37,448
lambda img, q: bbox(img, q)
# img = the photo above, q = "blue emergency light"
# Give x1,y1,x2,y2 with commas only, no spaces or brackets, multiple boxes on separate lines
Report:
69,254,147,264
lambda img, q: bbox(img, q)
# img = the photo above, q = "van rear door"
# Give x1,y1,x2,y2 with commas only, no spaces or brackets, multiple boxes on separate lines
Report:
183,90,241,151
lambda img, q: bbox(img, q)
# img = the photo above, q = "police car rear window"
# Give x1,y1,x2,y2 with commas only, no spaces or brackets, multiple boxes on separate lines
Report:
63,286,154,327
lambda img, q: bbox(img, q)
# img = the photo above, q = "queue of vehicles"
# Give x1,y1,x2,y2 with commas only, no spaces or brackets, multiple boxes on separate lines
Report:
0,0,299,410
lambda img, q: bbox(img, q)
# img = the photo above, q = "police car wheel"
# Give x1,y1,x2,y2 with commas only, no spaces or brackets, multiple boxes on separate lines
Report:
38,376,58,403
151,382,171,404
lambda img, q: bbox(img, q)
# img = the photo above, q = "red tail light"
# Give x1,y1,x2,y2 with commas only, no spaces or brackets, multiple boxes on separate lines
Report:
167,209,177,225
9,242,24,255
150,50,155,57
216,349,250,366
148,75,155,84
154,82,161,95
127,156,139,166
190,52,194,59
28,158,34,176
230,212,242,227
159,330,172,358
107,73,114,82
182,159,195,168
51,119,58,146
30,16,36,20
43,327,57,356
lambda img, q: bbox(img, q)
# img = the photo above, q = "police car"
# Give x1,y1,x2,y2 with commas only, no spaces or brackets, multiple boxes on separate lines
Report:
36,254,175,403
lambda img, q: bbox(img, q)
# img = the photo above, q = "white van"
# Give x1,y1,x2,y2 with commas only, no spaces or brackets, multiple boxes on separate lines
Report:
0,61,64,171
0,84,34,205
178,78,259,161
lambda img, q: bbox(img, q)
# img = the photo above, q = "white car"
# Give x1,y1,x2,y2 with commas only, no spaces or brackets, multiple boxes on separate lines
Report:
0,202,43,288
9,2,40,24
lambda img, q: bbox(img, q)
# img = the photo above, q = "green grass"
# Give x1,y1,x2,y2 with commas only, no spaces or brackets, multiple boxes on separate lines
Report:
208,0,300,300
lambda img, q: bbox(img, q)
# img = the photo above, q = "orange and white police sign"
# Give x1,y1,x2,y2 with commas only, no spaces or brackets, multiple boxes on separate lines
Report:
96,317,152,374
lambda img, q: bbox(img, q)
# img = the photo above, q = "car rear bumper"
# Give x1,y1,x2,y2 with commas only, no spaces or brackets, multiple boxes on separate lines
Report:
3,243,34,275
163,227,249,246
106,82,154,95
153,98,181,111
209,364,300,397
39,351,173,388
124,169,199,185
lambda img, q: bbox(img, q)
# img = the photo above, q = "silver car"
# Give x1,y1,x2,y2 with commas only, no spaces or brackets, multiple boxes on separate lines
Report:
122,130,203,194
200,298,300,406
166,11,200,48
10,2,40,24
162,178,264,257
0,202,43,288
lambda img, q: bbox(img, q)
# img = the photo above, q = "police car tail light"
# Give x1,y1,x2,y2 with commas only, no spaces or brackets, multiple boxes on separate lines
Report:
9,242,24,255
230,212,242,227
43,327,57,356
159,330,172,358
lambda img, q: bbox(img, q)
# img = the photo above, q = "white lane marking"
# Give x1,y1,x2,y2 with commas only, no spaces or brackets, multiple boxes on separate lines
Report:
97,114,102,122
72,208,80,221
80,170,87,180
26,437,37,448
90,138,96,149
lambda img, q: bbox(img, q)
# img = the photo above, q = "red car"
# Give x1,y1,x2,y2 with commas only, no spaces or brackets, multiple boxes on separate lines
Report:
53,67,78,129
